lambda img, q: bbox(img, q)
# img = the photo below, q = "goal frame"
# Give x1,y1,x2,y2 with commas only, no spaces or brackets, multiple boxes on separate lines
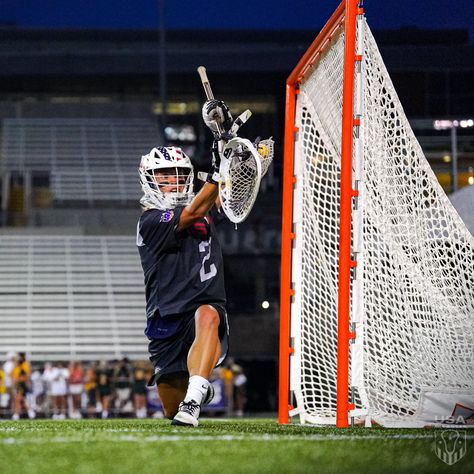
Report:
279,0,361,428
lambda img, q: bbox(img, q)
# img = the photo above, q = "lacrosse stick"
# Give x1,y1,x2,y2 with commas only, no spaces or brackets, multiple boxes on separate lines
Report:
197,66,225,136
197,66,263,223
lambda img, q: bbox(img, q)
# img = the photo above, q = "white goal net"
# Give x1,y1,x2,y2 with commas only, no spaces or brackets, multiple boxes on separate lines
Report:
290,16,474,427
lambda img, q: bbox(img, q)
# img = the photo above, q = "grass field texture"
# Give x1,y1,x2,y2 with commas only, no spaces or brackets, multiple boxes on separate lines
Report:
1,418,473,473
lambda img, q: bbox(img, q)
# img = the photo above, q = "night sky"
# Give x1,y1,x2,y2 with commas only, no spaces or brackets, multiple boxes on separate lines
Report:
0,0,473,37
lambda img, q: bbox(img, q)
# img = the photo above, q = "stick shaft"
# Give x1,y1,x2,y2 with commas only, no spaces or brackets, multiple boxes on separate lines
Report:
197,66,215,100
197,66,224,135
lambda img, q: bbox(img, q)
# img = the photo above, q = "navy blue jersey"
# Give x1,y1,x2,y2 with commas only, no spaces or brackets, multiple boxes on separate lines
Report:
137,206,226,339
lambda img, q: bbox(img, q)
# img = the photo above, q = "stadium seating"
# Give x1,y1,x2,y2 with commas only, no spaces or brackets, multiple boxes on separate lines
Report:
50,170,140,203
1,118,161,202
0,235,146,361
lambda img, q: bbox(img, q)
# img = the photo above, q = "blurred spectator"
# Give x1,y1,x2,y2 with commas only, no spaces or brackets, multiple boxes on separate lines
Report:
44,362,69,419
11,352,35,420
113,357,133,415
0,366,7,412
84,363,97,418
2,352,17,413
145,372,164,419
29,368,46,414
132,364,147,419
97,360,112,418
0,356,235,419
68,361,84,419
232,364,247,417
42,362,54,416
219,359,235,416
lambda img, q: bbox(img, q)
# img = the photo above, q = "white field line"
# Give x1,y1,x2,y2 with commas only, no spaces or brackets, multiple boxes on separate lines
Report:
1,433,474,444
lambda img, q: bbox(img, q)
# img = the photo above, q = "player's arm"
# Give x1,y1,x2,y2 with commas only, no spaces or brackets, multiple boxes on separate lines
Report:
177,135,223,232
176,182,218,232
176,98,232,229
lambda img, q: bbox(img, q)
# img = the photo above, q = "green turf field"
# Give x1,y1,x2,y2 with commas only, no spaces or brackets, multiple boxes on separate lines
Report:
0,418,472,473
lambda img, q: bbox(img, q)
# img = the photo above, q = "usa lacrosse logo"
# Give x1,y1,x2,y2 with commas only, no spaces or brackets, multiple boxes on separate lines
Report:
160,210,174,222
434,429,467,465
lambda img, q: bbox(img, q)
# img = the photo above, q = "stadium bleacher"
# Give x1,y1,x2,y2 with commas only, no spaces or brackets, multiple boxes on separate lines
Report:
0,235,146,361
50,170,139,203
1,118,161,202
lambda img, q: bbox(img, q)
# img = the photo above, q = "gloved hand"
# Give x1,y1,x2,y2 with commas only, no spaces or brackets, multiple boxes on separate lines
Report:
206,139,221,185
202,100,233,137
188,217,211,240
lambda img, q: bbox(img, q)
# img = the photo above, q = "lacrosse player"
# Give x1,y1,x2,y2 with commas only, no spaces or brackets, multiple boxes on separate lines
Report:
136,100,232,427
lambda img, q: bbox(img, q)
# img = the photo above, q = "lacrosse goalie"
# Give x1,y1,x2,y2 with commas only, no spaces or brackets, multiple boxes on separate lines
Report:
136,100,233,427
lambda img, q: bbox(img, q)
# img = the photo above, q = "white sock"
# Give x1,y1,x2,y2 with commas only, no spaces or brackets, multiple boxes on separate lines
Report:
184,375,209,405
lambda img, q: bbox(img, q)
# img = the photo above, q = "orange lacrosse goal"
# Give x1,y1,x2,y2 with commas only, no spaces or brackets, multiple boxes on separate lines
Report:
279,0,474,428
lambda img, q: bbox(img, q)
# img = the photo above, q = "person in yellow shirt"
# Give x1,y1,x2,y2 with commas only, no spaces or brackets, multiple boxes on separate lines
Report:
219,363,234,416
0,367,7,406
11,352,35,420
84,363,98,418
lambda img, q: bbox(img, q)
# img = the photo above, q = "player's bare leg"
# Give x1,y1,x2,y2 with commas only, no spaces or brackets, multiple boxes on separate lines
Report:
188,304,221,377
157,374,188,419
171,305,220,426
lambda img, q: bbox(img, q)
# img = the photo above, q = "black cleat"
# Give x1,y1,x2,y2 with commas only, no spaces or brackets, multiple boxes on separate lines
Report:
202,383,215,405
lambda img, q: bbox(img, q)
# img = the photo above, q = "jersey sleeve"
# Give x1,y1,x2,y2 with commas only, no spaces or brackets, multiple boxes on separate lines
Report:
138,207,184,254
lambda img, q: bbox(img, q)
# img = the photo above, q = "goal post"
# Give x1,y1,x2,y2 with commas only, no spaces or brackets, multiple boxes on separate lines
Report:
279,0,357,428
279,0,474,428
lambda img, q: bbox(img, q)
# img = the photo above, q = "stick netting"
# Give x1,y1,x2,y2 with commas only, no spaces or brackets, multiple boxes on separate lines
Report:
219,139,261,223
292,30,345,424
361,23,474,425
291,19,474,426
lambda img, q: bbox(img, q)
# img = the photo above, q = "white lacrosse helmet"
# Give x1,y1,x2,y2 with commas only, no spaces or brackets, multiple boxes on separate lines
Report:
139,146,194,209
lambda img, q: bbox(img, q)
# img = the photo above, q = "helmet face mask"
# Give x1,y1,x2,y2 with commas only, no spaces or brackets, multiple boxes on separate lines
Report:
139,147,194,209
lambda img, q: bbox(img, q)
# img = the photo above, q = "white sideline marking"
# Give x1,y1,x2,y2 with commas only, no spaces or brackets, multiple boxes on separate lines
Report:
1,433,474,445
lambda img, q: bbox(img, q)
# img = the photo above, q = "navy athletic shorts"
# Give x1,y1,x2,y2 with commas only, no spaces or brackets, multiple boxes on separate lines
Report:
147,303,229,386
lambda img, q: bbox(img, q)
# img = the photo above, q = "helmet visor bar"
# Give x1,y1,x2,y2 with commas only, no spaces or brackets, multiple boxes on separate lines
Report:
153,168,190,188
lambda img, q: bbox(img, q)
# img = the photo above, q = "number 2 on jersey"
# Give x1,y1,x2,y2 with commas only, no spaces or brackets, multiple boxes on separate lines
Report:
199,238,217,282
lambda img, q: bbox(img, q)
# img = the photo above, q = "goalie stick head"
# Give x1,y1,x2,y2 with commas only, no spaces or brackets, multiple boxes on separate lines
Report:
219,137,262,223
139,147,194,210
